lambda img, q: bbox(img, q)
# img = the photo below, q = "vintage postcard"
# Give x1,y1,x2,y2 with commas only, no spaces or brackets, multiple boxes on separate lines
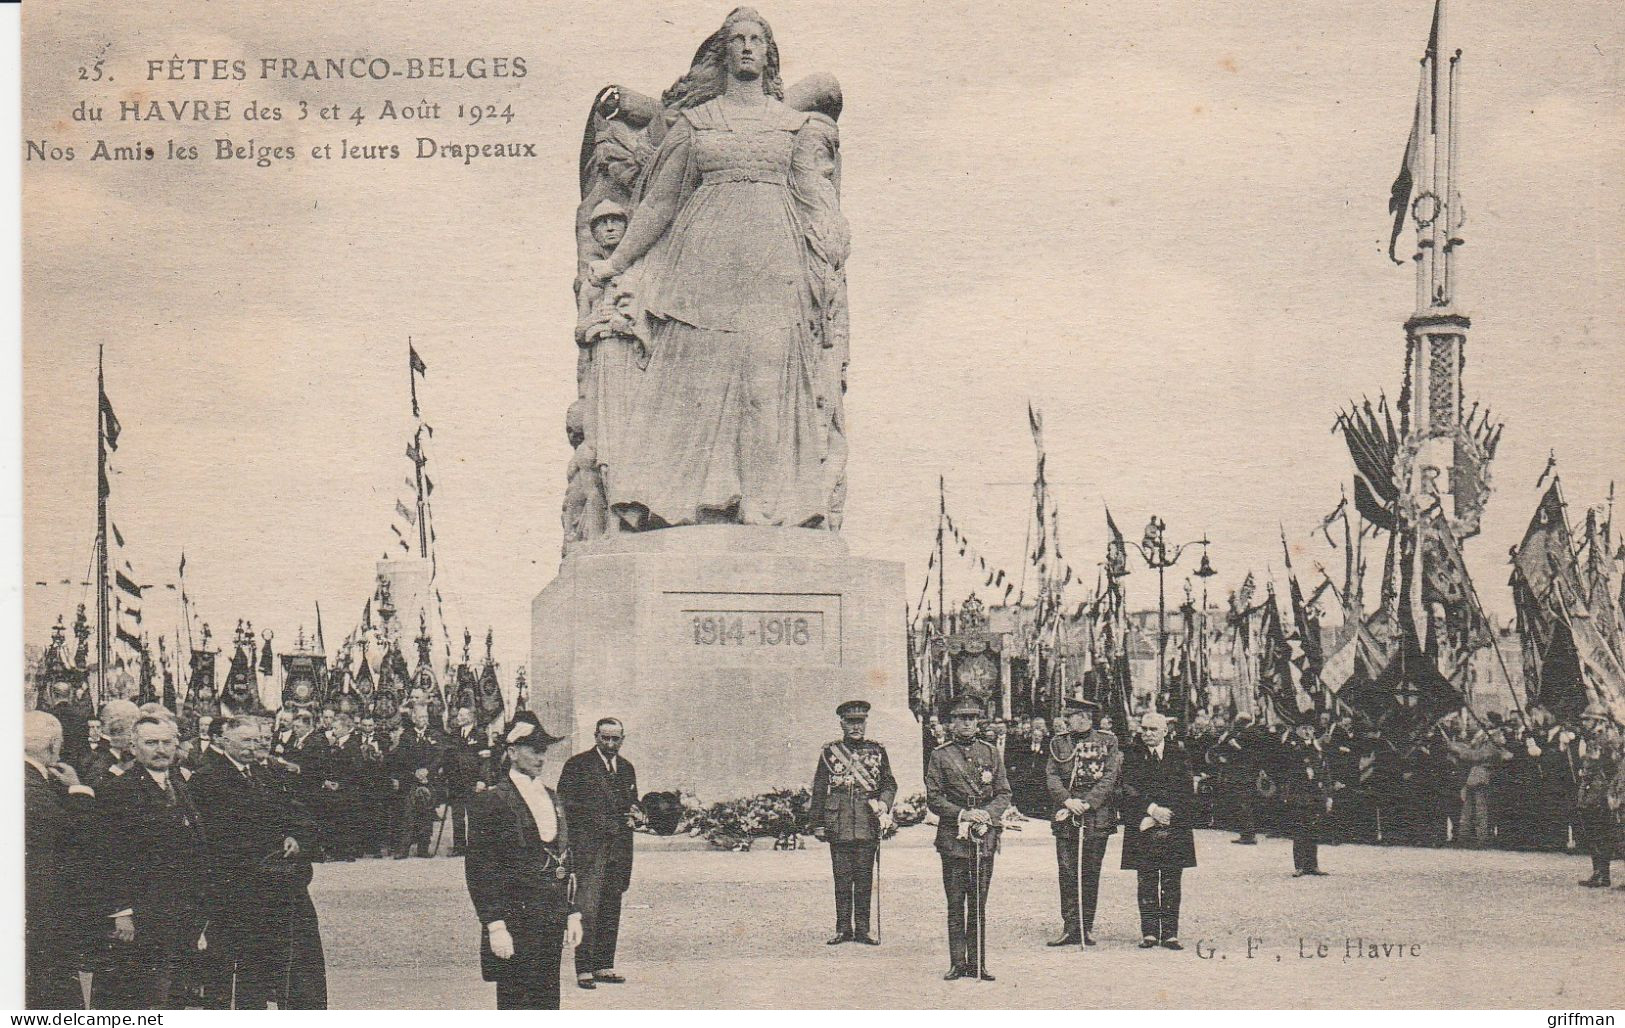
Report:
15,0,1625,1013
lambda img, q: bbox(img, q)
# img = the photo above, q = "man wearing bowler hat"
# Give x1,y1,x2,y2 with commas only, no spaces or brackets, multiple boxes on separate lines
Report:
925,697,1011,981
464,712,583,1009
1045,697,1122,947
810,700,898,946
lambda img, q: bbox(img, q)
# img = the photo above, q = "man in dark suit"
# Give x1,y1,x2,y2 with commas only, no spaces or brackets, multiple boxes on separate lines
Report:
557,716,639,989
188,715,328,1008
465,712,583,1009
24,710,97,1009
444,705,491,857
924,698,1011,981
1119,711,1198,950
391,704,445,858
355,715,394,857
315,711,367,861
809,700,897,947
91,715,210,1009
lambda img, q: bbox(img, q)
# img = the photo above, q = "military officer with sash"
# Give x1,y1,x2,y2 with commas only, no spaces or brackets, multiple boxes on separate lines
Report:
1044,698,1122,947
810,700,898,946
925,697,1012,981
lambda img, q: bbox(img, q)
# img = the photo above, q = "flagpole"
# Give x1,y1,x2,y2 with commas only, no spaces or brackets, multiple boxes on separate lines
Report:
411,342,430,559
96,345,110,706
937,475,946,638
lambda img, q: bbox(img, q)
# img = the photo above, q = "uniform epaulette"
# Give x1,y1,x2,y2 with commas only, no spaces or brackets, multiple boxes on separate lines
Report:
933,740,957,751
1097,729,1119,744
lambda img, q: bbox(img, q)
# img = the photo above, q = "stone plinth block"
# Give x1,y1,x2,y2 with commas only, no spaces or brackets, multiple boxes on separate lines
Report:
530,526,921,799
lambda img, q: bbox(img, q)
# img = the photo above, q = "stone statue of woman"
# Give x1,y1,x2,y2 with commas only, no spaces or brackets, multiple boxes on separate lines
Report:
585,7,850,532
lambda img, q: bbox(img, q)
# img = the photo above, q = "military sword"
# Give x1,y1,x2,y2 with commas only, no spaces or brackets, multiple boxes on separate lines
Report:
1076,825,1086,952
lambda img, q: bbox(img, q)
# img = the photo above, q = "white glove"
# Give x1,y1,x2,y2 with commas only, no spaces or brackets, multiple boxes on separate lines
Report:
488,922,514,960
564,912,583,948
1064,798,1088,816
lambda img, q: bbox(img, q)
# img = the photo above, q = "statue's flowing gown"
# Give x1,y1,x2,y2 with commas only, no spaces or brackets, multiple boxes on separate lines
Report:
608,98,846,529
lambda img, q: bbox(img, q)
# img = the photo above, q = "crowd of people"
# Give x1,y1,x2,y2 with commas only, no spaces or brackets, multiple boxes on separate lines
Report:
929,702,1625,874
23,689,623,1011
25,683,1625,1010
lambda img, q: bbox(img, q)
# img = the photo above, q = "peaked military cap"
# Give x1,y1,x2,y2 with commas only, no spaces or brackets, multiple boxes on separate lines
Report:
947,697,985,719
836,699,872,719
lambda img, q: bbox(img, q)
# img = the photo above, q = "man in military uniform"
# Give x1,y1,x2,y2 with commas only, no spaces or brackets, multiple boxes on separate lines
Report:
810,700,898,946
925,698,1011,981
1282,722,1332,876
1574,706,1620,888
1044,698,1121,947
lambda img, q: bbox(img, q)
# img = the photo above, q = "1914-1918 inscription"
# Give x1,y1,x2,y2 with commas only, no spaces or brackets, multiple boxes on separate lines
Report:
666,590,839,663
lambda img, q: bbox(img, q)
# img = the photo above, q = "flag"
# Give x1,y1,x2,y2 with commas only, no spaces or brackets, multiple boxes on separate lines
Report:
1104,505,1129,579
111,522,125,548
397,499,418,526
1281,527,1323,681
115,569,143,599
1512,479,1580,602
178,551,186,578
1387,0,1439,265
100,387,121,451
259,634,274,676
1339,399,1399,531
1553,578,1625,723
425,474,434,496
409,343,427,418
315,601,327,656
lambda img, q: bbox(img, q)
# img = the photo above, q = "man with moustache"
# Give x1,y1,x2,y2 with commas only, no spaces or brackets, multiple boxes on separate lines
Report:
925,698,1011,981
187,716,327,1008
809,701,897,947
1119,711,1197,951
91,716,210,1008
1045,698,1121,948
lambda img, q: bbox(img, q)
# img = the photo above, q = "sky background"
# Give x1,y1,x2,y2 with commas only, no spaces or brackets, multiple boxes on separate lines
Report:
20,0,1625,679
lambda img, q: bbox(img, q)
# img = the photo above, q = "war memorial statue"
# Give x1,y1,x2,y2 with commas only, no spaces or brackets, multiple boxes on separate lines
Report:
564,6,851,549
535,8,918,799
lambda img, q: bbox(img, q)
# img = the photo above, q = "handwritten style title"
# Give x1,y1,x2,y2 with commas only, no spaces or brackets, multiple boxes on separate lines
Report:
146,56,529,82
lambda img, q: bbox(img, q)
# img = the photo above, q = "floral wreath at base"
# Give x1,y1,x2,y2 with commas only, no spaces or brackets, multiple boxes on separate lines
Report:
1392,424,1493,538
632,788,929,851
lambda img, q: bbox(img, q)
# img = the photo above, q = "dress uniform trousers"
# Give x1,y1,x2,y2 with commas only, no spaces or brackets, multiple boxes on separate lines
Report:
495,903,568,1010
1055,834,1108,935
941,853,995,971
829,841,877,936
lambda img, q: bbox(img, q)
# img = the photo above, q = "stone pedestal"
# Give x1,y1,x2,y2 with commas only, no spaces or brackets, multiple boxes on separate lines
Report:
530,526,921,798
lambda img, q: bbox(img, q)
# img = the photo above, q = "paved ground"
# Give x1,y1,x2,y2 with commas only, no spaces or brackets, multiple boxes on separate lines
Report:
310,827,1624,1009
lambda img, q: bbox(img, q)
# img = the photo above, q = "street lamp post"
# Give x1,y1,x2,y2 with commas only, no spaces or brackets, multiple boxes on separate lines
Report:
1124,516,1214,717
